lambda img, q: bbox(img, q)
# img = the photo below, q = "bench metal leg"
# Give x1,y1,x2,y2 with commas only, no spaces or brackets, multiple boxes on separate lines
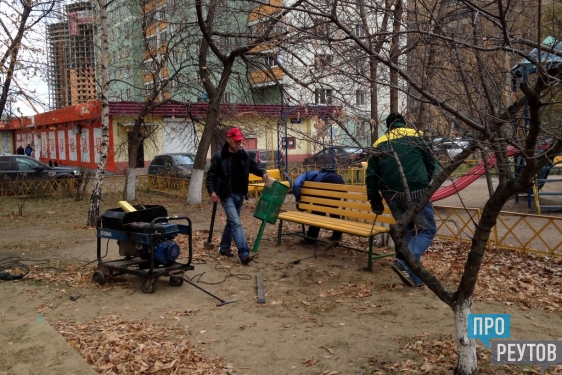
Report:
367,236,374,272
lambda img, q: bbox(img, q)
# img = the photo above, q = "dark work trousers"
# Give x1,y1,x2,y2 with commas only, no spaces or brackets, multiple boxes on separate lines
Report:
306,211,343,239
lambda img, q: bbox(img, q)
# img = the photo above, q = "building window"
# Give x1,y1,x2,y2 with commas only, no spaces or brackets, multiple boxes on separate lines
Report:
145,82,154,95
356,90,366,105
315,54,333,69
355,24,365,37
355,57,366,74
222,92,231,103
357,121,368,137
315,88,333,105
282,136,296,149
265,55,277,67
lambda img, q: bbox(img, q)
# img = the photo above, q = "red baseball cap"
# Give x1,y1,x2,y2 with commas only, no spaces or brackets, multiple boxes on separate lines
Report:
226,127,244,141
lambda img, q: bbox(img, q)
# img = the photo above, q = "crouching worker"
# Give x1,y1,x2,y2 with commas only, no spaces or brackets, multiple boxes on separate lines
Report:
206,127,269,265
292,169,345,244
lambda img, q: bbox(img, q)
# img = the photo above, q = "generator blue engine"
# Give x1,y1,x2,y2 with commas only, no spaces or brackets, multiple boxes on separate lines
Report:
154,240,181,266
116,221,182,266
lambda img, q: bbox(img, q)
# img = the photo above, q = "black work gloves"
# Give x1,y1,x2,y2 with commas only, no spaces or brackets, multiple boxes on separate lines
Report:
371,201,384,215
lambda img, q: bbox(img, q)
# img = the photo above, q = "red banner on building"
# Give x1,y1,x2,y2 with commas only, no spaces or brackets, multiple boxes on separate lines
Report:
69,12,79,36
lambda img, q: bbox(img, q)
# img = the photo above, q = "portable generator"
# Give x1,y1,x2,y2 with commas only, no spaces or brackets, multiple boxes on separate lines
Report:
93,204,194,294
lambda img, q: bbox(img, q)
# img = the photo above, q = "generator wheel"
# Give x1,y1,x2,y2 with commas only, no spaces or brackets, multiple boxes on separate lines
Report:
92,271,105,285
169,276,184,287
141,278,155,294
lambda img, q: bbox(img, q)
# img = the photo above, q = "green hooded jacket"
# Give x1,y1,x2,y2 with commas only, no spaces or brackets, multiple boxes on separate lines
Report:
366,122,435,205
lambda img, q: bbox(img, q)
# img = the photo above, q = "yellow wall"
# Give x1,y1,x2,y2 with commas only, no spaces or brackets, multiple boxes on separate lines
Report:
111,116,164,163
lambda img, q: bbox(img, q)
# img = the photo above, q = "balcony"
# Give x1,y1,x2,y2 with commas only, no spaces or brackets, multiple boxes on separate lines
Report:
248,66,284,86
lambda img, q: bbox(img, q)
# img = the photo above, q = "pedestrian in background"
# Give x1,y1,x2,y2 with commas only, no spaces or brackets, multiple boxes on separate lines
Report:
205,127,269,265
366,112,436,287
25,144,33,157
292,168,345,244
16,145,24,155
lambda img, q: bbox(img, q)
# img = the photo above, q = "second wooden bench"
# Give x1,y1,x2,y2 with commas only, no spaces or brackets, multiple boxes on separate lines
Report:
248,169,292,201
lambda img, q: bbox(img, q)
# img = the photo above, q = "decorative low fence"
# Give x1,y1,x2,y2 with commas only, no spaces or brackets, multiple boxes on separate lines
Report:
434,205,562,257
0,178,78,197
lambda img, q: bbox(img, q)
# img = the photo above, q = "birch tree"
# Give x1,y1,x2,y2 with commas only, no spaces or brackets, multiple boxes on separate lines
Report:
87,0,110,226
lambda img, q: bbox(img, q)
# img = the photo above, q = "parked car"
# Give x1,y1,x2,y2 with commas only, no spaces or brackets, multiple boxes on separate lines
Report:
434,140,470,159
246,149,283,168
0,155,81,182
147,153,195,178
302,146,370,166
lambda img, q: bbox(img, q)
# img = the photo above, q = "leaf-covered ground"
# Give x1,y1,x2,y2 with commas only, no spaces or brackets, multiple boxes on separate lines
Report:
15,236,561,375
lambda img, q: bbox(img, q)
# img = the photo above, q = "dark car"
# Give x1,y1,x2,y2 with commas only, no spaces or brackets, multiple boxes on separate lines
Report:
0,155,81,182
246,149,282,168
147,153,195,178
302,146,369,166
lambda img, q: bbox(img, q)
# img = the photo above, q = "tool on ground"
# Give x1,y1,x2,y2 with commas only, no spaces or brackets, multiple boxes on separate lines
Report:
169,270,236,307
93,203,194,294
204,201,218,250
256,273,265,304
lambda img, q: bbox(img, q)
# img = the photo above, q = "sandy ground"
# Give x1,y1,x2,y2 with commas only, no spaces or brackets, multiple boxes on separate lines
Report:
1,178,561,375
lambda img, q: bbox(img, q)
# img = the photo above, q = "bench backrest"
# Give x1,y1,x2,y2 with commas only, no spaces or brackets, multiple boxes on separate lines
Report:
249,169,282,184
298,181,396,225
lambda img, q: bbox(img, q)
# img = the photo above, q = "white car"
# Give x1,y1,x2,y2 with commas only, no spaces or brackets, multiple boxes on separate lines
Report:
435,140,470,158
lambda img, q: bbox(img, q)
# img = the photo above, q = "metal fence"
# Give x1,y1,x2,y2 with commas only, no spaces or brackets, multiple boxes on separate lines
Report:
434,206,562,257
0,178,78,197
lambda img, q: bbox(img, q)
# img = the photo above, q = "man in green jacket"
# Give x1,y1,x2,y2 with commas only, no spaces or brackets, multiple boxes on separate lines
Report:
366,113,436,287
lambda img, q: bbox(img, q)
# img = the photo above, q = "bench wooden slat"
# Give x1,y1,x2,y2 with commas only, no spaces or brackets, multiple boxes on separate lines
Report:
249,169,282,184
278,211,389,236
302,181,367,193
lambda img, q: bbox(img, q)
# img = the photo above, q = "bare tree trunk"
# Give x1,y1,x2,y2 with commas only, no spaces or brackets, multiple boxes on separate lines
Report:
453,298,478,375
87,0,109,226
123,168,136,202
187,169,204,204
186,102,222,205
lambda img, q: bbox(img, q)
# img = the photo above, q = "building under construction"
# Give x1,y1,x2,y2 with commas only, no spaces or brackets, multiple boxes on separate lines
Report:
46,1,96,110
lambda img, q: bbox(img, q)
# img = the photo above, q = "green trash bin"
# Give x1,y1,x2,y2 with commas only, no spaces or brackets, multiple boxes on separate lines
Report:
253,180,289,224
252,180,289,252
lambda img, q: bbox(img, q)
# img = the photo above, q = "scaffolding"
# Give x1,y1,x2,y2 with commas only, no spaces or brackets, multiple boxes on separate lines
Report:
46,1,97,110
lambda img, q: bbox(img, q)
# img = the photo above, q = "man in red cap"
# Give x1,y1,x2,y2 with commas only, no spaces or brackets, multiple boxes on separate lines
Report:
206,127,269,264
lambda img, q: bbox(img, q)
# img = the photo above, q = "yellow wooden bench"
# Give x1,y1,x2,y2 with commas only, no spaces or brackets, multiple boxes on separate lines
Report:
276,181,395,271
248,169,292,201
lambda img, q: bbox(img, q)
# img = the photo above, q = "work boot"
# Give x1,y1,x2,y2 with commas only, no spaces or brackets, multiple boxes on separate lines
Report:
240,253,254,265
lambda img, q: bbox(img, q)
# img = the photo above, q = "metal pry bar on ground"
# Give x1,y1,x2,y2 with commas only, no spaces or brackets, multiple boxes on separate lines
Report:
256,273,265,304
169,270,236,307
